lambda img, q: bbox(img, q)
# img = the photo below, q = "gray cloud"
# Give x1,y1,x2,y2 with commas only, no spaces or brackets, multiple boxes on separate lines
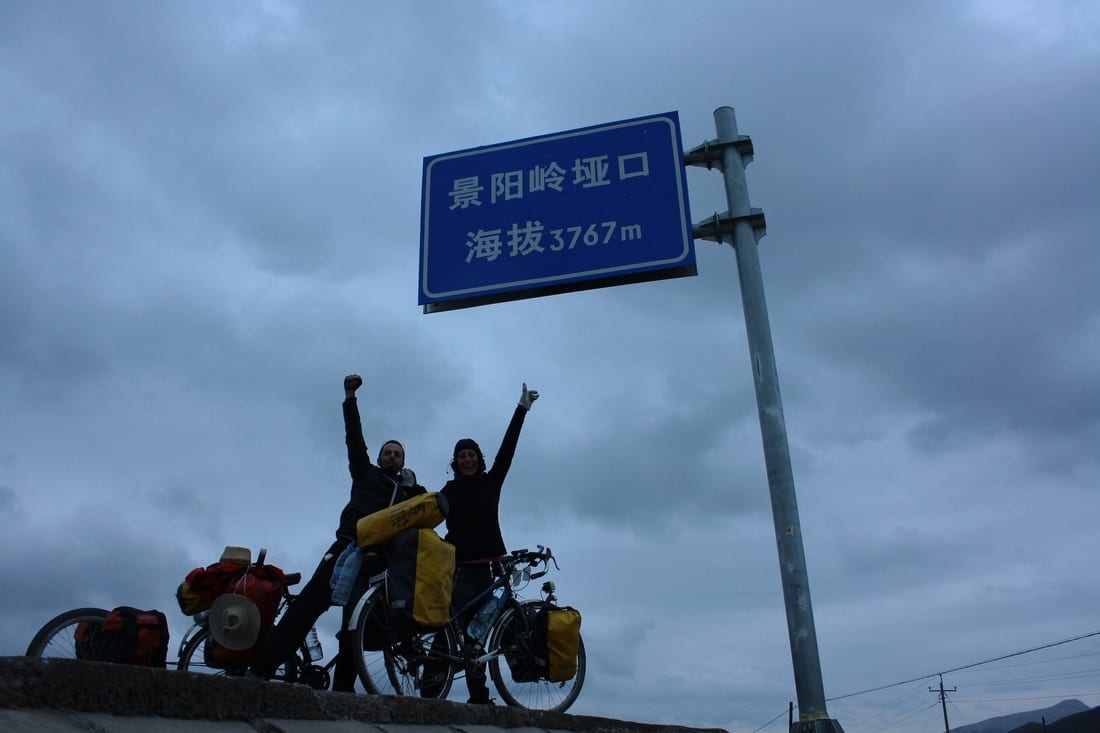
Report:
2,1,1098,730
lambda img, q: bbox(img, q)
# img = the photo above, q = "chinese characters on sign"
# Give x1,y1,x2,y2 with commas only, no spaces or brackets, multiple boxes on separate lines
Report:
451,153,651,265
420,112,694,312
449,152,651,209
463,220,645,264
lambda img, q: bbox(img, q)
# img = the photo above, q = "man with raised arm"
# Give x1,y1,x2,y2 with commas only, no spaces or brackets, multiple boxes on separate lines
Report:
248,374,426,691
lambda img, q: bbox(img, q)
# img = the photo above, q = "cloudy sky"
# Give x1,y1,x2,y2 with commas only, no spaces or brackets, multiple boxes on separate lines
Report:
2,1,1099,730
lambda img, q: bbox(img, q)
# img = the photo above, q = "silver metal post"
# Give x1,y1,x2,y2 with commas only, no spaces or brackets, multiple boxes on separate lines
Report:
698,106,843,733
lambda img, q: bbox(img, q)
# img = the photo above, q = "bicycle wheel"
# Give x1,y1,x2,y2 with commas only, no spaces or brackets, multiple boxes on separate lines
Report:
351,587,458,698
178,626,246,676
25,608,109,658
487,601,585,712
177,626,315,685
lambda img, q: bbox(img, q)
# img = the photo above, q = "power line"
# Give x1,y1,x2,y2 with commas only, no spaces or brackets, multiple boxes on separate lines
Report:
868,700,940,732
953,692,1100,704
973,668,1100,687
946,695,972,730
939,630,1100,677
837,683,931,731
955,649,1100,673
826,629,1100,703
828,671,940,702
762,629,1100,733
749,705,790,733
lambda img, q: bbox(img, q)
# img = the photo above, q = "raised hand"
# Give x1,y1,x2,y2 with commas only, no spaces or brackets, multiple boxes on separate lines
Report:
519,382,539,410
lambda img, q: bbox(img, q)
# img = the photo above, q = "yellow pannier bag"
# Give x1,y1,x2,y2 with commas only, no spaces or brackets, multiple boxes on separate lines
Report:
356,492,448,548
545,606,582,682
388,527,455,629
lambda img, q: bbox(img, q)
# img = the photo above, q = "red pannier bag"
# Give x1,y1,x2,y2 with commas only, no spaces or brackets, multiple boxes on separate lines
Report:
75,606,170,667
203,563,287,668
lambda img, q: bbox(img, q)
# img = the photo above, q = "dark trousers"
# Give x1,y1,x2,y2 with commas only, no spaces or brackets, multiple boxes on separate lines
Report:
451,563,495,702
249,542,360,692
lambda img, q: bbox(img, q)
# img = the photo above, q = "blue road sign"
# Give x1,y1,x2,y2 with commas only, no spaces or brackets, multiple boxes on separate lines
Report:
419,111,695,312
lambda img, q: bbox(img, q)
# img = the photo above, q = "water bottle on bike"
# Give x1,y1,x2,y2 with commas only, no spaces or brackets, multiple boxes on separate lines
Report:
330,544,362,606
466,587,505,644
305,626,324,663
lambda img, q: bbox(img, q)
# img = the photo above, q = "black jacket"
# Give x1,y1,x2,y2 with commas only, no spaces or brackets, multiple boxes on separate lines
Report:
441,406,528,563
335,397,426,544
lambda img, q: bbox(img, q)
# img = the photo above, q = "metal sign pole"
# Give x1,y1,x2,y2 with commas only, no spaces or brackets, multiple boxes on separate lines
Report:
688,106,843,733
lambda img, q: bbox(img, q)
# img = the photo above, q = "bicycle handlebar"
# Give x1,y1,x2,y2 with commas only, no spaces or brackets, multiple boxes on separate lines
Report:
498,545,558,579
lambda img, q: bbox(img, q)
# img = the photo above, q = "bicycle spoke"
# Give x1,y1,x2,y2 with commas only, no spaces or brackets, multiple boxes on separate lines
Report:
26,609,109,660
353,588,458,699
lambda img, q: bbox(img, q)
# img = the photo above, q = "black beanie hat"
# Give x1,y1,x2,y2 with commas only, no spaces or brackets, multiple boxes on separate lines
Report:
452,438,486,474
453,438,480,457
377,439,405,462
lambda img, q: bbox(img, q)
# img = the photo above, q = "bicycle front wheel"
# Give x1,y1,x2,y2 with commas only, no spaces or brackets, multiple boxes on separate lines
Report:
26,608,109,659
351,587,459,699
487,601,586,712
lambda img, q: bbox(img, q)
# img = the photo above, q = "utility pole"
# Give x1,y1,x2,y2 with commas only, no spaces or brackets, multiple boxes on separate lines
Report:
929,674,956,733
686,106,843,733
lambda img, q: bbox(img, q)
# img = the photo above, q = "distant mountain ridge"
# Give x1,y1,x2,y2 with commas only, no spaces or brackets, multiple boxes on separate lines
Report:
949,699,1089,733
1008,705,1100,733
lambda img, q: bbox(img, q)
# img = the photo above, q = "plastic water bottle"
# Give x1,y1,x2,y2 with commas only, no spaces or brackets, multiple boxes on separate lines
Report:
305,626,323,662
467,588,504,642
329,543,353,589
331,546,362,606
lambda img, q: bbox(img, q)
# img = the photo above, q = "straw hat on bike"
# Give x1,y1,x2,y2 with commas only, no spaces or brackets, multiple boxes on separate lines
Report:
219,546,252,565
209,593,262,650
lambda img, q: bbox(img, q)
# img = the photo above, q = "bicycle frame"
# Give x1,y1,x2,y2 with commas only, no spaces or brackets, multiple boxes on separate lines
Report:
454,569,522,659
344,568,389,639
444,551,560,671
346,544,582,711
345,551,542,673
177,610,212,658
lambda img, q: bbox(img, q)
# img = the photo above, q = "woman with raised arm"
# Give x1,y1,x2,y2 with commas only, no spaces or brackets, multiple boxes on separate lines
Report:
440,382,539,705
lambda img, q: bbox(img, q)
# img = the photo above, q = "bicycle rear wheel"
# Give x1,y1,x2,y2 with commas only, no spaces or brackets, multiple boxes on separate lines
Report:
177,626,241,676
25,608,109,659
177,626,316,686
487,601,585,712
351,587,459,698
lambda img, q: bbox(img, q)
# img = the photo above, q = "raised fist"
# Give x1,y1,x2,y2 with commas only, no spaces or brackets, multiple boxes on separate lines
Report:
344,374,363,393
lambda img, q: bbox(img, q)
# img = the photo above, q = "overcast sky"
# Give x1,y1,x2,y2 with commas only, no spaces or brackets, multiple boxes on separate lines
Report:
2,1,1099,730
